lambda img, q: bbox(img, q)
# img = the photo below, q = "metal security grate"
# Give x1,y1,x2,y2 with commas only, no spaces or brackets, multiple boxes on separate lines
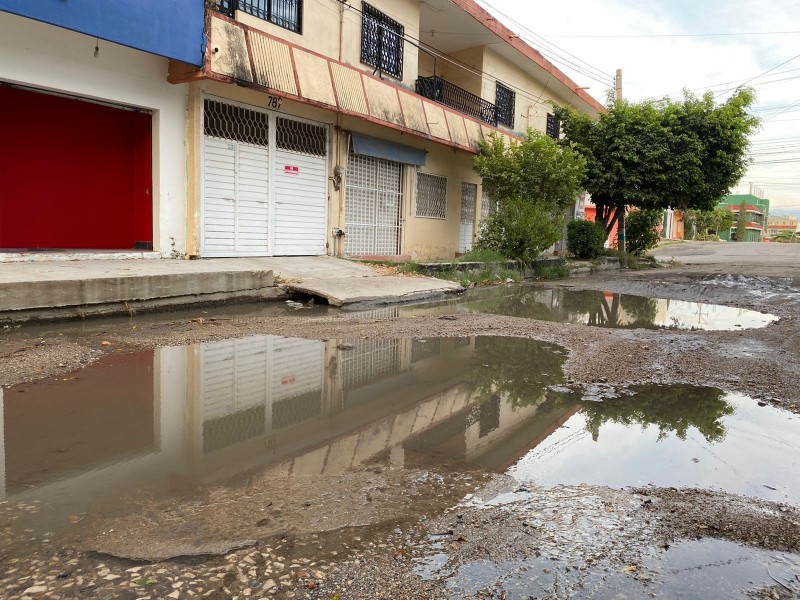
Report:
481,187,497,218
460,183,477,224
411,338,441,364
341,339,401,391
272,390,323,430
203,406,266,453
416,76,497,126
360,3,404,78
276,117,327,156
345,151,403,255
495,82,516,128
204,99,269,147
213,0,302,33
416,172,447,219
546,113,560,139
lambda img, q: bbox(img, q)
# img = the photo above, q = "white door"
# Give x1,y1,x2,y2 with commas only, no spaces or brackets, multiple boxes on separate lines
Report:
459,182,477,253
202,99,270,257
272,117,328,256
344,152,403,255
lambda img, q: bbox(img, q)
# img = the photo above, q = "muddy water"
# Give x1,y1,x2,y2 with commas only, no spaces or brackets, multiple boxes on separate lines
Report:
393,285,779,330
1,335,797,553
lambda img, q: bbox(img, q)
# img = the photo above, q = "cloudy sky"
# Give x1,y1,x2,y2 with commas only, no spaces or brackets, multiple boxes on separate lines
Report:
477,0,800,212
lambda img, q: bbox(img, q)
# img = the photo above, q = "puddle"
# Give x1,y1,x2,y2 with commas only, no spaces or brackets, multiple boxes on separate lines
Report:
1,335,798,559
426,538,800,599
391,285,778,330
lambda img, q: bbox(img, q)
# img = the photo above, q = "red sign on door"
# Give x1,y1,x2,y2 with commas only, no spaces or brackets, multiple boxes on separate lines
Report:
281,375,296,385
284,165,299,175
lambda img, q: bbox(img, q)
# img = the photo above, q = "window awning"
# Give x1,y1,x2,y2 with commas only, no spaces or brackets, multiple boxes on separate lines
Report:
351,133,426,166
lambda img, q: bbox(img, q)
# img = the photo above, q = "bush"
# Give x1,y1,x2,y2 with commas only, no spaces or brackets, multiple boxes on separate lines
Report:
625,209,662,255
456,249,508,263
567,219,607,259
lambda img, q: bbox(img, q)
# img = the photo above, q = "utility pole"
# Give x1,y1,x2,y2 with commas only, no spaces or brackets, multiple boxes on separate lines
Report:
615,68,626,252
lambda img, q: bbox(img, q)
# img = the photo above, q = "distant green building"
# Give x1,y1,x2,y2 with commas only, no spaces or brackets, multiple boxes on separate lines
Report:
717,194,769,242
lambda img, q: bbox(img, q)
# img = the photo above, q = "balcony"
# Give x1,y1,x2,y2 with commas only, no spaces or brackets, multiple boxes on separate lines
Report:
415,75,497,127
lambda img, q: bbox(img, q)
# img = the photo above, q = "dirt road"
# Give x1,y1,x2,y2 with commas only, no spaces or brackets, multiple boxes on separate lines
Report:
1,243,799,599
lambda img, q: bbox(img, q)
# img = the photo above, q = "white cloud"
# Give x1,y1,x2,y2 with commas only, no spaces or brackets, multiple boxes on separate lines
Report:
478,0,800,209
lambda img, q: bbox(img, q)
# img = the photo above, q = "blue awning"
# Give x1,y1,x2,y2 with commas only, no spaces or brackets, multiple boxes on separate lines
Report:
351,133,426,166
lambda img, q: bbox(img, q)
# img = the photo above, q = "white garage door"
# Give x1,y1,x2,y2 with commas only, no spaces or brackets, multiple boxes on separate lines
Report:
273,118,328,256
202,100,270,257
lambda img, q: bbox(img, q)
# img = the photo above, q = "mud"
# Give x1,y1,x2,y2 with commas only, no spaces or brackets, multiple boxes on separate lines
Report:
1,263,800,599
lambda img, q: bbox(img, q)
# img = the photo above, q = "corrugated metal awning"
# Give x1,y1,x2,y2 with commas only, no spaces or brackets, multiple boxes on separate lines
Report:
351,133,426,166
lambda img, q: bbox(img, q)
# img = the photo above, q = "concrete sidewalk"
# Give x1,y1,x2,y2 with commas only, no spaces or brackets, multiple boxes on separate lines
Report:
0,256,462,322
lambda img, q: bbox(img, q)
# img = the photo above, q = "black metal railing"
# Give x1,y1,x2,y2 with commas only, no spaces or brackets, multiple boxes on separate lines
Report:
415,75,497,126
213,0,302,34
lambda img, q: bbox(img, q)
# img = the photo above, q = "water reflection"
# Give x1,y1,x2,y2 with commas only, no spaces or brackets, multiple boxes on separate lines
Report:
0,336,568,530
393,286,778,330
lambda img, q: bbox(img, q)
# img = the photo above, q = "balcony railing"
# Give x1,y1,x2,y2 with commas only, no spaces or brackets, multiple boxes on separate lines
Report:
213,0,302,34
415,75,497,127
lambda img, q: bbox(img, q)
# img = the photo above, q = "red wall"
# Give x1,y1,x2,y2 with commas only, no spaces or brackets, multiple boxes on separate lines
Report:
0,86,152,249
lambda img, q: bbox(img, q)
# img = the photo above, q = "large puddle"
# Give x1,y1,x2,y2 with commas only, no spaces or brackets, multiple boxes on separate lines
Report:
391,285,779,330
2,335,798,547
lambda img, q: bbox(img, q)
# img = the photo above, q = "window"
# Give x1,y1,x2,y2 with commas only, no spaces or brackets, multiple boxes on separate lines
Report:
416,172,447,219
361,3,404,79
218,1,303,34
546,113,560,140
495,82,515,128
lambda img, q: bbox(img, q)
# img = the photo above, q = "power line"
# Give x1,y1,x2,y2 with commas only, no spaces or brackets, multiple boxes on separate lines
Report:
713,53,800,99
534,30,800,39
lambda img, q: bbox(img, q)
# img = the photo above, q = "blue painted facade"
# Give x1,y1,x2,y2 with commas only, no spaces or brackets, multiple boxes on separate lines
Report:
0,0,204,66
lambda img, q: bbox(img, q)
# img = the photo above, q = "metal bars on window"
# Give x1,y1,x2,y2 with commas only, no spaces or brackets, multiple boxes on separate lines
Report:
415,76,497,126
546,113,560,140
212,0,302,34
360,3,404,79
275,117,327,156
481,187,497,219
495,82,515,128
416,172,447,220
204,99,269,147
460,183,477,224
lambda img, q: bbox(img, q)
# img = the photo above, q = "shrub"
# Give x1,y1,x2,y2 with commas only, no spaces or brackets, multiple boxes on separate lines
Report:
567,219,607,259
625,209,662,255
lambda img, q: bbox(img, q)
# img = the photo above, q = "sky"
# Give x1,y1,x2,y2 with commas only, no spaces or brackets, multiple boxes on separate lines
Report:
476,0,800,212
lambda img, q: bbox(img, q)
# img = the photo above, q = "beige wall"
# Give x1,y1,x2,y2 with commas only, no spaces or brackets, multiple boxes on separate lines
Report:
480,46,594,136
237,0,420,89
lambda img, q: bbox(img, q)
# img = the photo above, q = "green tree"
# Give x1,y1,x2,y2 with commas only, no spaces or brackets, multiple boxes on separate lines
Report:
736,200,748,241
625,209,662,255
474,130,586,262
686,206,735,240
552,90,760,243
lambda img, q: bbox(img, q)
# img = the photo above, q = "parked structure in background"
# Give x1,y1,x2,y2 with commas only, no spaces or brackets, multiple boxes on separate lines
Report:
0,1,204,258
716,195,769,242
766,215,799,239
660,208,685,240
168,0,603,260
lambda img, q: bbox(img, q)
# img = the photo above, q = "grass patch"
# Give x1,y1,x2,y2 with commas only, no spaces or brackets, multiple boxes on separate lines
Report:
530,261,570,280
455,249,509,263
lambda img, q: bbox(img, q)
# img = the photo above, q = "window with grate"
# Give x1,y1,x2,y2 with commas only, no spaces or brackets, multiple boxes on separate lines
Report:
360,3,404,79
495,82,515,128
480,187,497,219
217,0,303,34
546,113,560,140
276,117,327,156
204,99,269,146
416,172,447,219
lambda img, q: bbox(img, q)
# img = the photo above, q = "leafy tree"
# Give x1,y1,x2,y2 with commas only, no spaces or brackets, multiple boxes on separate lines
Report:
736,200,748,241
552,90,760,244
685,206,734,240
581,385,734,443
474,130,586,262
625,209,662,255
566,219,607,259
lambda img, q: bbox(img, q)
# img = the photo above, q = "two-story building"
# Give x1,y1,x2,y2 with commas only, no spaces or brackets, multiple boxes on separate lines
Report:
0,1,204,258
168,0,604,260
717,194,769,242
